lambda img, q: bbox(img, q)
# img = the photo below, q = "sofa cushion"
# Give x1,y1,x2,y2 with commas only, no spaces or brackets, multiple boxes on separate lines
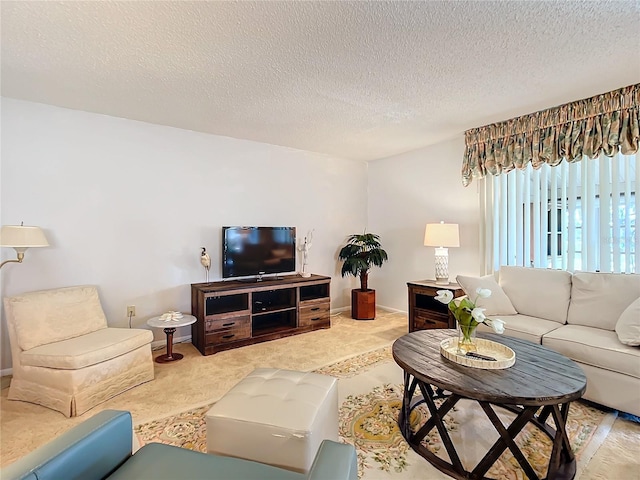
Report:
456,275,517,316
615,297,640,346
567,272,640,330
543,324,640,379
21,328,153,369
7,286,108,351
477,314,561,345
499,266,571,324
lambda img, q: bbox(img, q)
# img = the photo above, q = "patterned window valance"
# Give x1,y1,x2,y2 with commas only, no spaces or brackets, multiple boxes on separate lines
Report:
461,84,640,186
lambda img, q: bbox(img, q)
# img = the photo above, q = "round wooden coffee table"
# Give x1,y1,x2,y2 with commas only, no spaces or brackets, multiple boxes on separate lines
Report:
392,329,587,480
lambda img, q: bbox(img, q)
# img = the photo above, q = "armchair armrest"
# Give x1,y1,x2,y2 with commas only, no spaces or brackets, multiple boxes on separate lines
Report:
1,410,132,480
306,440,358,480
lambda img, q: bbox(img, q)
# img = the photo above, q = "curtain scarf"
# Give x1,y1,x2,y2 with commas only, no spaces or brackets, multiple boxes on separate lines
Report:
462,84,640,186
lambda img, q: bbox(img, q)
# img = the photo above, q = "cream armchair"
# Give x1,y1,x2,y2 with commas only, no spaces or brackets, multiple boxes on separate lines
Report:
4,285,154,417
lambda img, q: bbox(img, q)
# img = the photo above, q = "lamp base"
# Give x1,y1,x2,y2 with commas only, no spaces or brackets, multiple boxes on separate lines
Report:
434,247,450,286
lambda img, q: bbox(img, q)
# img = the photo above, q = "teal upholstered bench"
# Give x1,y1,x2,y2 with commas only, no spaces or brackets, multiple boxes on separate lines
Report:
1,410,358,480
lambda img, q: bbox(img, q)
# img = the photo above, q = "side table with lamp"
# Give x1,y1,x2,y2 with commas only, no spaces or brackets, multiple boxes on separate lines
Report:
147,312,197,363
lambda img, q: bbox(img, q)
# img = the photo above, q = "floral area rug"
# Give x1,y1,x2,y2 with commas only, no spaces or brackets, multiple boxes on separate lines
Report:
135,346,616,480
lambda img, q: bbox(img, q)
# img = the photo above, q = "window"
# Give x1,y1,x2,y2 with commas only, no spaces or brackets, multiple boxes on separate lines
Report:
479,153,638,274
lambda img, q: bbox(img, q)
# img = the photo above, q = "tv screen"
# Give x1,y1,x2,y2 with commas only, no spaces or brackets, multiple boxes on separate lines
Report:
222,226,296,279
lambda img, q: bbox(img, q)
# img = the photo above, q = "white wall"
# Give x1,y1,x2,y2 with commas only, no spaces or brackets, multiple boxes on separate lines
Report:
0,98,368,371
367,137,481,312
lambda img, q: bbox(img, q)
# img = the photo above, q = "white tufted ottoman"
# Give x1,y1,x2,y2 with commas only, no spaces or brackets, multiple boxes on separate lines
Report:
205,368,338,473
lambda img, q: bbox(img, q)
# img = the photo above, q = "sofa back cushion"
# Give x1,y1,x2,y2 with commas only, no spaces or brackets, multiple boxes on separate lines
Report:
7,285,108,351
567,272,640,330
499,266,572,323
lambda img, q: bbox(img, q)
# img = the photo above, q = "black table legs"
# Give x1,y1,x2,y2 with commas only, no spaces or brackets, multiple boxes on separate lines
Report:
398,373,577,480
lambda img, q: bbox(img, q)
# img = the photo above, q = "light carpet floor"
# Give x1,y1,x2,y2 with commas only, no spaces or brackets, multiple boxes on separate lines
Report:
136,346,619,480
1,311,639,479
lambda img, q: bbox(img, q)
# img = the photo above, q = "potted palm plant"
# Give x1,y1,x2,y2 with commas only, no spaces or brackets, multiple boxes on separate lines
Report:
338,232,388,320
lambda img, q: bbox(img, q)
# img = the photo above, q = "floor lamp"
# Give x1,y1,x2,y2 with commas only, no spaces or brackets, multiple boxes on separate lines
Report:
0,224,49,269
424,222,460,285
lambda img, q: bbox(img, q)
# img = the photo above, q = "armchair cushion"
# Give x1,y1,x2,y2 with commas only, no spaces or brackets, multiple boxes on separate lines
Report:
21,328,153,369
8,286,108,351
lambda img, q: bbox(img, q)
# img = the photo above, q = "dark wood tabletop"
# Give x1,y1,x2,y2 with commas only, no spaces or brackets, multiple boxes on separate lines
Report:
392,329,587,406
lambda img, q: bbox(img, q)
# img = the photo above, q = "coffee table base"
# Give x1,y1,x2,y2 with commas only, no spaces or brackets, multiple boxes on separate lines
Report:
399,373,577,480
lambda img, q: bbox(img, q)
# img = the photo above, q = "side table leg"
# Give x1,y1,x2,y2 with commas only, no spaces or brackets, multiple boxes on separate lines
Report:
165,327,176,359
156,327,184,363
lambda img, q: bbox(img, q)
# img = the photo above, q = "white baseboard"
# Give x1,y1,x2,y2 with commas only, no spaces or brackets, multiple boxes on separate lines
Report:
376,305,408,314
331,305,407,315
1,367,13,377
151,334,192,351
330,306,351,314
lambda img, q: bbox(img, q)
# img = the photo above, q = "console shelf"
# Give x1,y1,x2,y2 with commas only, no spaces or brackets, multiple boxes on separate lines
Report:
191,274,331,355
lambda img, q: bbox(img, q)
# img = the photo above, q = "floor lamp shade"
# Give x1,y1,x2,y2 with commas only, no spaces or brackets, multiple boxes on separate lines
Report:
424,222,460,285
0,225,49,269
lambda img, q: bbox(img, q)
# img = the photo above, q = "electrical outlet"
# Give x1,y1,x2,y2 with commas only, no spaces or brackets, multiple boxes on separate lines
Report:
127,305,136,317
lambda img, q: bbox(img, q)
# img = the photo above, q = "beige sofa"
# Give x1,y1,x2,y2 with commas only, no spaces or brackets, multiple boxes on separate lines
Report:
457,266,640,417
4,285,155,417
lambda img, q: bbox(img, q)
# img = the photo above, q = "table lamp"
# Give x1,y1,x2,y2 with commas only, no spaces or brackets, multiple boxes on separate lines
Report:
424,221,459,285
0,224,49,269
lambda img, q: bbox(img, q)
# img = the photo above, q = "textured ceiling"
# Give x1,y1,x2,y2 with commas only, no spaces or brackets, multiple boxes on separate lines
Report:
2,1,639,161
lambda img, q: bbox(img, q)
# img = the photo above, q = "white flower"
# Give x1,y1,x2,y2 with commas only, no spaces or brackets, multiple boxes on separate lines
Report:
484,318,506,334
476,287,492,298
471,307,486,322
435,290,454,304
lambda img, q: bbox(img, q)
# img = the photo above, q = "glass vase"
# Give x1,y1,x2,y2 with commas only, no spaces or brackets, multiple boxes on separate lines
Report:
457,323,478,354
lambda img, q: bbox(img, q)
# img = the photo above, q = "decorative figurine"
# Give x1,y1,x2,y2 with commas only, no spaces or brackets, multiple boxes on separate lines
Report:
298,230,313,277
200,247,211,282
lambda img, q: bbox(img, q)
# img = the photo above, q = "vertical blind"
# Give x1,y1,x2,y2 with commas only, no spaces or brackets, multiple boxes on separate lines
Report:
479,153,638,274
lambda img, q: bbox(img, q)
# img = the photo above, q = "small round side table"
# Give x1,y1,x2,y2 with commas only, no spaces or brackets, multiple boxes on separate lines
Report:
147,314,197,363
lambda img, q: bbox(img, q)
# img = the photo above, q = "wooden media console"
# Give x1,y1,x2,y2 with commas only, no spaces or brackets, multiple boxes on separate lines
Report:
191,274,331,355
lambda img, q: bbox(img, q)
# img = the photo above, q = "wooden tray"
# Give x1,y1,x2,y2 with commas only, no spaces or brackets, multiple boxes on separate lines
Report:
440,337,515,369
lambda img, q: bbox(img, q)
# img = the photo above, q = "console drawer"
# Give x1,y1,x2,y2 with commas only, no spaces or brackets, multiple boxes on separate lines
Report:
206,323,251,345
299,302,330,327
206,316,250,332
205,316,251,345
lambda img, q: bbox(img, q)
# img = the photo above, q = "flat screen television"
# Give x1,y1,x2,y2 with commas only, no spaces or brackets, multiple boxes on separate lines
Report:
222,226,296,279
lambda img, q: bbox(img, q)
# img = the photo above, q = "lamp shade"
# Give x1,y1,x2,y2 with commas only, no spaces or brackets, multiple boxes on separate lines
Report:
0,225,49,249
424,222,460,248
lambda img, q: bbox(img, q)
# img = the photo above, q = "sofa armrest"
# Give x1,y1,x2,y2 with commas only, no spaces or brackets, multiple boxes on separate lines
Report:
306,440,358,480
1,410,132,480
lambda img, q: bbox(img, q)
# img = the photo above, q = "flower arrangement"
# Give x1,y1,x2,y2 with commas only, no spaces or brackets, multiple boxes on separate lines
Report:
435,288,506,352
